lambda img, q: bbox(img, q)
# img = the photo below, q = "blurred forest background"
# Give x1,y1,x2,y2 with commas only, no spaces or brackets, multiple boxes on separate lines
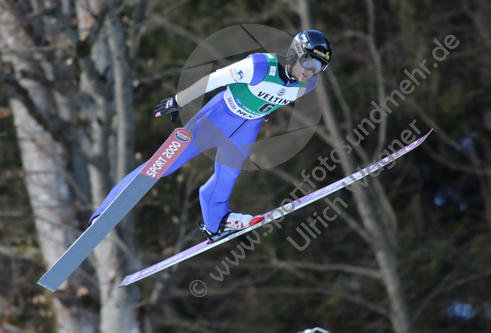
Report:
0,0,490,332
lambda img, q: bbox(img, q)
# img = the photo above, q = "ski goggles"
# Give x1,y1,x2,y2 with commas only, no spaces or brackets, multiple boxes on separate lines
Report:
299,53,329,74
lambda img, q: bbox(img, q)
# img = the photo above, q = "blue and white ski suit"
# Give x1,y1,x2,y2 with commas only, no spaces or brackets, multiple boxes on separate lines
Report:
91,53,317,233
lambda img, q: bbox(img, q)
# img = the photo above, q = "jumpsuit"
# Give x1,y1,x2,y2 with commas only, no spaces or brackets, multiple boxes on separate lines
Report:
90,53,317,233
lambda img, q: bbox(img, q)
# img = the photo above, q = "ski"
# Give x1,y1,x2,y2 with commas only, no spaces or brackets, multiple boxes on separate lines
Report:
119,129,433,288
37,128,193,292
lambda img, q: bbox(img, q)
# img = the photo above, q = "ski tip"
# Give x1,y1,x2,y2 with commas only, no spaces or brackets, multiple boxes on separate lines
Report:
118,276,130,288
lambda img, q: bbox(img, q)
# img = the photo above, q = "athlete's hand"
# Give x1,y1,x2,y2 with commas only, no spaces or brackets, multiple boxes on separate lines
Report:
154,96,180,123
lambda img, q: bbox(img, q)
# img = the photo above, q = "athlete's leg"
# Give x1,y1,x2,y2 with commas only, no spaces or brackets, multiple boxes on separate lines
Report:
199,116,264,233
89,93,226,224
89,163,145,223
89,140,204,223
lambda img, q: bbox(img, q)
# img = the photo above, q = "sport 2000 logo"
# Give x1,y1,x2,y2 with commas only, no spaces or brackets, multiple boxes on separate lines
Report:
176,25,324,171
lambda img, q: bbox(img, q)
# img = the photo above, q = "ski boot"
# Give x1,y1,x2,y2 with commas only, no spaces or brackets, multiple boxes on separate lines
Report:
222,212,264,232
198,212,264,243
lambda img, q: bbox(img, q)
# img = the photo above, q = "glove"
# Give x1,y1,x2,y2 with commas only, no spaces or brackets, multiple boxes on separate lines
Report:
154,96,180,123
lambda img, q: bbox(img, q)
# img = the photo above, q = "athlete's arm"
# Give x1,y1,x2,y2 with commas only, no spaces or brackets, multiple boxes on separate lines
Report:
175,57,255,107
154,54,268,120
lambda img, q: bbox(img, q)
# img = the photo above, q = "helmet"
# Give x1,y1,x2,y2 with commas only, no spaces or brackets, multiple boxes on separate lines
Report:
286,30,332,75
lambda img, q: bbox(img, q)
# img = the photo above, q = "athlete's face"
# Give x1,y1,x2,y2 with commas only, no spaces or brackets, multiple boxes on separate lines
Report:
291,59,314,83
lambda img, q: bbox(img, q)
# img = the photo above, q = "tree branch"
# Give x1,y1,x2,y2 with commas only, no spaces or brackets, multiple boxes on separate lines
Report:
272,259,382,279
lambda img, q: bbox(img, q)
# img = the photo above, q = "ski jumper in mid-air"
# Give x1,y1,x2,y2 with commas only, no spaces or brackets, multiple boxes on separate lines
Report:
89,30,333,239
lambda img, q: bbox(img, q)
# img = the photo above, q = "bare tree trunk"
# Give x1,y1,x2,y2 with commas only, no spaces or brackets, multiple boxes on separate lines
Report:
106,1,136,181
75,0,141,332
8,98,97,333
316,77,412,333
0,8,97,332
290,1,413,332
1,0,142,330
